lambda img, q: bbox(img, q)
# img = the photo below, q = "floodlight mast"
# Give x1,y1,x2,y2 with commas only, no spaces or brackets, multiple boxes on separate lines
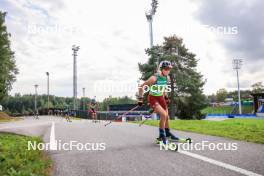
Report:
34,84,39,118
233,59,243,115
46,72,49,110
82,87,85,111
146,0,158,68
72,45,80,111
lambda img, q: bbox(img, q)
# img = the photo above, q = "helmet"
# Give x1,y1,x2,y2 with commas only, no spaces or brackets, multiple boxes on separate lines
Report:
91,98,96,103
159,60,172,70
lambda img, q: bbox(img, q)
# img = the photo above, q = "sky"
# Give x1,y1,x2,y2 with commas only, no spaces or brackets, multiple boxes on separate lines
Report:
0,0,263,100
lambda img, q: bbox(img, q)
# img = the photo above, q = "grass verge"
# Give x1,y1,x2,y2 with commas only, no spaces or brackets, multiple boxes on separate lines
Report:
135,118,264,144
202,106,253,114
69,116,82,120
0,118,21,123
0,133,52,176
0,112,22,123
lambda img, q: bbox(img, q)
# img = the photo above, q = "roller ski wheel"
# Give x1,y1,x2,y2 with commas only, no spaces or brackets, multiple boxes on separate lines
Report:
155,138,178,152
186,138,192,144
155,137,165,144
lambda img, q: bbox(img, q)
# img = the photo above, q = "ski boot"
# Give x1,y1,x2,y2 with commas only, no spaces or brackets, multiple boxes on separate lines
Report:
166,128,192,143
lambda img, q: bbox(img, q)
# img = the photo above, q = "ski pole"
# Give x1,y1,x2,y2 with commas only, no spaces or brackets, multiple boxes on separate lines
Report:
139,118,148,126
139,115,153,127
139,119,147,127
104,105,139,126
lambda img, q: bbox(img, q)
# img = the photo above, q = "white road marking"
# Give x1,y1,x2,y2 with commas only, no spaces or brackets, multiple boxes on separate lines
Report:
49,121,57,150
179,150,262,176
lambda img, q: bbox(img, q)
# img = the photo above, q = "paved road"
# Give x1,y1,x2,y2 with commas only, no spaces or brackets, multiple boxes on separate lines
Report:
0,116,263,176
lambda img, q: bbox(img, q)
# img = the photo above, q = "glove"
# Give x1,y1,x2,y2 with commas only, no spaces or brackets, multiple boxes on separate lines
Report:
137,97,143,106
148,108,155,114
165,96,170,105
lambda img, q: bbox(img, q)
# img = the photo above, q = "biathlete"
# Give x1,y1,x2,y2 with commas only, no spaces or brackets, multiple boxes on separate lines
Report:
138,60,180,144
88,97,98,122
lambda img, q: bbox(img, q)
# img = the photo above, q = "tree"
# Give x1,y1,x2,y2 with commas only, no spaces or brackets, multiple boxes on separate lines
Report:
0,11,18,101
216,88,228,102
207,94,216,103
208,89,252,102
251,82,264,94
138,35,207,119
101,96,136,111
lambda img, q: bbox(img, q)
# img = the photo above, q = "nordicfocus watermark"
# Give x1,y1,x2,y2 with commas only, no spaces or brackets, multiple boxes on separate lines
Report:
28,140,106,151
141,85,171,93
27,24,78,35
203,25,238,35
173,24,239,36
93,81,172,94
159,141,238,151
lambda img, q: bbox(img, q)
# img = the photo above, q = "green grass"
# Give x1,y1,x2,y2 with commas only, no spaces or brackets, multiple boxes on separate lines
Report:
0,119,13,123
137,119,264,144
0,112,23,123
69,116,82,120
0,118,22,123
202,106,254,114
202,106,233,114
0,133,52,176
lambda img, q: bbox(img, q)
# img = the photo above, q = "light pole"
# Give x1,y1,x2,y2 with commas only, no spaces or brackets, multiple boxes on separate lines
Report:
83,87,85,97
82,87,85,111
146,13,154,48
162,46,188,68
146,0,158,48
72,45,80,111
46,72,50,112
233,59,243,114
34,84,39,118
145,1,158,121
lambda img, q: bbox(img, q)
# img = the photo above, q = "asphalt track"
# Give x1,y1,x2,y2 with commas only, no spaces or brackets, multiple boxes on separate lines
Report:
0,116,263,176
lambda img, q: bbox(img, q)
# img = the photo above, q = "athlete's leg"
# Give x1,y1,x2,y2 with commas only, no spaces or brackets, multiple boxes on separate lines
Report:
92,113,95,121
155,104,167,129
164,108,179,140
154,104,168,144
165,108,169,128
148,95,168,144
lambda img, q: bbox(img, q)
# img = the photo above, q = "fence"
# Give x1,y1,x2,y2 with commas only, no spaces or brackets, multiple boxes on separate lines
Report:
74,110,150,121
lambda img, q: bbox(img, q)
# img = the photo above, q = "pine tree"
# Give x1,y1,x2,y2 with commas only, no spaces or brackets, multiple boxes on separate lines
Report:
0,11,18,101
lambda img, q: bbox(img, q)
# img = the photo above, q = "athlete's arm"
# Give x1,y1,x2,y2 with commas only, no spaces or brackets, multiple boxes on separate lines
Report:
138,75,156,98
164,75,170,103
88,103,91,110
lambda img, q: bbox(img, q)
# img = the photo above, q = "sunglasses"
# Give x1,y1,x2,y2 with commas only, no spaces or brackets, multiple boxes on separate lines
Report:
163,68,171,71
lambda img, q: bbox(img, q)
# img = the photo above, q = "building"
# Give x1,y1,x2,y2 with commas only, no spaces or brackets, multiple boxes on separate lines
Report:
251,93,264,117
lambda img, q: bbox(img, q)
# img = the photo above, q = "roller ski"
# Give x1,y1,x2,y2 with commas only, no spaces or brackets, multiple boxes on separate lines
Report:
155,137,178,151
165,128,192,143
92,119,99,123
155,137,192,144
155,137,168,144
